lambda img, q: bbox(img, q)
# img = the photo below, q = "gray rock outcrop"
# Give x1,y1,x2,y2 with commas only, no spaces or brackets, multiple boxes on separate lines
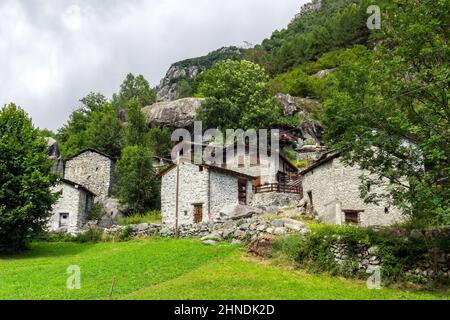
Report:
142,98,205,129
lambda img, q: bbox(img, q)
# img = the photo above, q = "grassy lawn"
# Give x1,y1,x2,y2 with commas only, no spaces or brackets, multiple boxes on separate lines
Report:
0,239,447,300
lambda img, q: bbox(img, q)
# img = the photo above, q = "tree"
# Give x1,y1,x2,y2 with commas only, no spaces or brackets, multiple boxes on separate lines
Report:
112,73,156,109
57,92,109,158
195,60,284,130
86,104,125,158
114,146,160,214
0,104,59,252
321,0,450,225
147,127,173,158
125,99,149,147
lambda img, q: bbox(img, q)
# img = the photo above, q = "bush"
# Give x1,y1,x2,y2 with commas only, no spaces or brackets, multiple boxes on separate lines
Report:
271,223,450,285
118,226,133,242
118,211,161,225
88,203,104,221
73,228,103,243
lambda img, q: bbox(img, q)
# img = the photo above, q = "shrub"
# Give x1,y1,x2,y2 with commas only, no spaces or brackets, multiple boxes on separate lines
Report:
73,228,103,243
271,223,450,285
88,203,104,221
118,211,161,225
118,226,133,242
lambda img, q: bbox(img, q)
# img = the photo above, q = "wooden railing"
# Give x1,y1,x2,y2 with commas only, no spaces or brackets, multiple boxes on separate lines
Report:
253,183,302,194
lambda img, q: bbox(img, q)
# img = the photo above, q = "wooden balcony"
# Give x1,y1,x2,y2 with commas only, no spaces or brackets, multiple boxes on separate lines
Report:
253,183,302,194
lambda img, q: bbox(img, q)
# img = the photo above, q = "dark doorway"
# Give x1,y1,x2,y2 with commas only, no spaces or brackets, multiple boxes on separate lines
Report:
193,204,203,224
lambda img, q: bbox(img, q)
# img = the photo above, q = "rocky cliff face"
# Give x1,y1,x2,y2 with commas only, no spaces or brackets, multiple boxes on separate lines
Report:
155,46,244,101
292,0,323,22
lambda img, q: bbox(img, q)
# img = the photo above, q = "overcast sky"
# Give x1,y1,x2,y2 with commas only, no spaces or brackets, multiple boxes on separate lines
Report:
0,0,305,130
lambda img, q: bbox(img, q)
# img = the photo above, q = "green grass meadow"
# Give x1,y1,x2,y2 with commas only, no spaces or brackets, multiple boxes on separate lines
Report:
0,239,447,300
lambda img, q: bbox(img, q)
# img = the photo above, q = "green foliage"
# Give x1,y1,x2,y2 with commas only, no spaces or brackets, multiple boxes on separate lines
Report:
57,94,124,159
250,0,370,75
0,104,59,252
195,60,286,130
72,228,103,243
118,210,161,225
85,103,125,158
294,160,308,168
147,127,172,158
114,146,160,215
176,80,193,99
112,73,156,109
118,226,133,242
268,45,368,99
321,0,450,225
272,223,450,285
88,203,104,221
125,99,149,147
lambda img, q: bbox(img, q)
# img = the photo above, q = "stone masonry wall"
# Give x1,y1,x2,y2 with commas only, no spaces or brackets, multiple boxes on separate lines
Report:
48,183,91,234
64,151,114,203
302,158,405,227
252,192,302,208
161,163,249,227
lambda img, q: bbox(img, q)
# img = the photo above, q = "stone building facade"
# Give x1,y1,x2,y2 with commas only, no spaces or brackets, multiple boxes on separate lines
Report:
159,161,254,228
64,149,116,203
301,152,405,227
48,179,95,234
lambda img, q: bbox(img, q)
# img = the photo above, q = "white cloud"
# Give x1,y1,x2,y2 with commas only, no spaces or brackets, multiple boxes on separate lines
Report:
0,0,305,130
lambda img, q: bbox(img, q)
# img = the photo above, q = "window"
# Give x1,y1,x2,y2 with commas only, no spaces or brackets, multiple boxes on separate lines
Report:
343,210,364,225
307,191,313,207
238,180,247,205
59,213,69,228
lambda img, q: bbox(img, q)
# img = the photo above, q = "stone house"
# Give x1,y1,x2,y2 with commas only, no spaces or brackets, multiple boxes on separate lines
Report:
300,152,404,227
158,161,255,228
64,149,117,203
48,179,95,234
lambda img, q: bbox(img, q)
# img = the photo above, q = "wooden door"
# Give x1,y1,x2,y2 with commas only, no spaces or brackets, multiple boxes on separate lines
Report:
194,204,203,224
238,180,247,205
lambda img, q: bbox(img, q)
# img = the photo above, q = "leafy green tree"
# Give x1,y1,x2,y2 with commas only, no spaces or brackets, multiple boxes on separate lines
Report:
0,104,59,252
147,127,173,158
86,104,125,158
114,146,160,214
57,92,109,158
125,99,149,147
196,60,284,130
321,0,450,225
112,73,156,109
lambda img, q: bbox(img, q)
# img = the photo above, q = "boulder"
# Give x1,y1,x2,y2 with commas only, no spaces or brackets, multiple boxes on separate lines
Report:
282,218,305,231
219,205,263,220
142,98,205,129
202,240,218,246
271,219,285,228
97,215,116,229
274,227,288,235
201,232,222,242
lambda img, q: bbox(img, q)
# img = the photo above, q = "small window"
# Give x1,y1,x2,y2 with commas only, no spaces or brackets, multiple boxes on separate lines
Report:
307,191,313,207
199,166,204,172
59,213,69,228
343,210,364,225
384,207,389,214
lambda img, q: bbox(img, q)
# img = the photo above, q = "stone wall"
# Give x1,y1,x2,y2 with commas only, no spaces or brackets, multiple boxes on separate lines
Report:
252,192,302,208
161,163,250,227
302,158,405,227
64,151,115,203
48,183,92,234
